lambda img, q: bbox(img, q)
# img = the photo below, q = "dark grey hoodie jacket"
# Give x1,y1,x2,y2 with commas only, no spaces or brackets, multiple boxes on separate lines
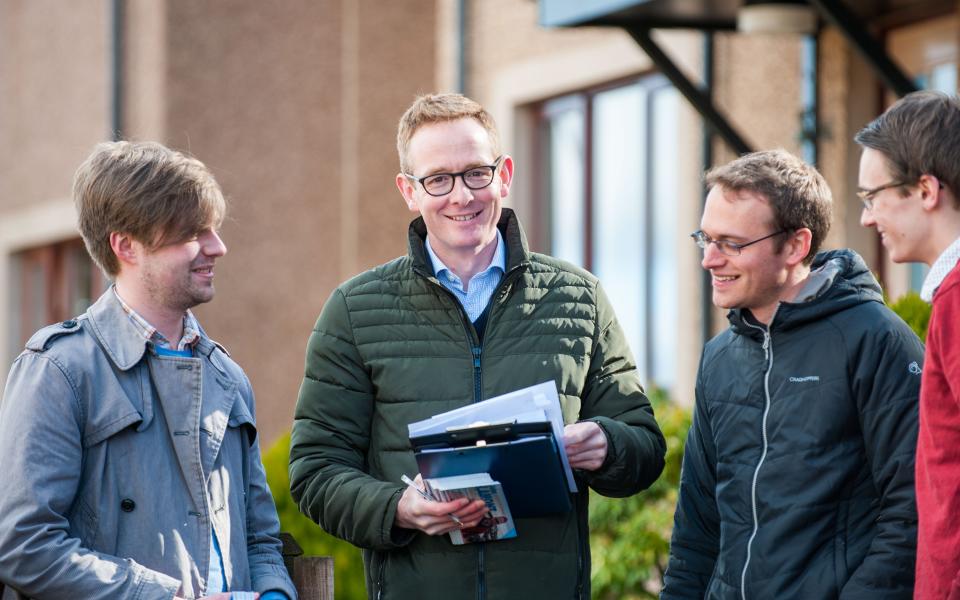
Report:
662,249,924,599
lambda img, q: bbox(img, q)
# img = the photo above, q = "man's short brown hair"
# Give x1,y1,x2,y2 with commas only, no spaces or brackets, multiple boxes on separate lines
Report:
73,141,226,276
855,90,960,209
396,93,501,173
706,149,832,265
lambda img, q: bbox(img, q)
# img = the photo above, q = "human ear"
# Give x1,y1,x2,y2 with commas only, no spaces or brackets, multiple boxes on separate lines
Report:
917,174,942,211
396,173,421,213
786,228,813,266
109,232,140,267
497,155,515,199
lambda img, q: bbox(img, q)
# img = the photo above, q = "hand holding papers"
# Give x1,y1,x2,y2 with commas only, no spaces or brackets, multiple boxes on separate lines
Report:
401,474,462,525
408,381,577,519
395,474,487,536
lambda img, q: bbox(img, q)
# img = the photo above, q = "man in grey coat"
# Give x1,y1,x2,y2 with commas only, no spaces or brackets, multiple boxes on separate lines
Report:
0,141,296,600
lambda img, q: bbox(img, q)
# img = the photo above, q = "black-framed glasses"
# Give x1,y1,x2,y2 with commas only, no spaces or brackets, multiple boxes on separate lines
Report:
691,229,788,256
856,180,909,210
405,156,503,197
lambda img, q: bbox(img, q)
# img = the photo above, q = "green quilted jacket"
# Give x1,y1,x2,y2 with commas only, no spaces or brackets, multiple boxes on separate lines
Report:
290,209,665,600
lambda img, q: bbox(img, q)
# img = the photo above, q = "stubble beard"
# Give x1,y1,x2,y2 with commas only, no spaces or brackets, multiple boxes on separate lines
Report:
142,266,215,314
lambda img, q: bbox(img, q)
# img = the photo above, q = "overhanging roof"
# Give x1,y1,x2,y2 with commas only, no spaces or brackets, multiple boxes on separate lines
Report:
540,0,740,30
540,0,955,31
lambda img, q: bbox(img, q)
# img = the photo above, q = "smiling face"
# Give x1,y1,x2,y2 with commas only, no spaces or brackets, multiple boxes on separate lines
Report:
858,147,929,264
700,186,796,324
136,227,228,313
396,117,513,267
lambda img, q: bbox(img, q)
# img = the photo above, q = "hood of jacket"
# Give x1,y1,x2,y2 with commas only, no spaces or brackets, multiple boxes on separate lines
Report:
727,248,883,339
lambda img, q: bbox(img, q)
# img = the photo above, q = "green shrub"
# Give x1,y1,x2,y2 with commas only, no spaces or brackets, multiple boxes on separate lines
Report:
262,432,367,600
889,290,931,341
589,389,691,599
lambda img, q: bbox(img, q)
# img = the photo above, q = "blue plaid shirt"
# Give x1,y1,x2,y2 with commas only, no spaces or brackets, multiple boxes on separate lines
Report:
426,230,506,321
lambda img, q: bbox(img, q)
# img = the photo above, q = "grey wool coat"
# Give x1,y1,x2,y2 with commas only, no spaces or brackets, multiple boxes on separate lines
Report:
0,290,296,600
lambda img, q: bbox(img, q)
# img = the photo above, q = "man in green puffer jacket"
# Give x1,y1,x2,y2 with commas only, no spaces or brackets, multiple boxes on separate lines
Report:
289,93,666,600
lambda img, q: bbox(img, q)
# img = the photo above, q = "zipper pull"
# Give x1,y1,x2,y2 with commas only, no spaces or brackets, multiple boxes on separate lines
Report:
762,331,770,361
472,346,481,369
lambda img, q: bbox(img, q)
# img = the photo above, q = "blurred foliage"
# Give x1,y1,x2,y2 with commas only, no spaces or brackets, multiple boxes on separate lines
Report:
889,290,931,341
590,389,691,599
263,432,367,600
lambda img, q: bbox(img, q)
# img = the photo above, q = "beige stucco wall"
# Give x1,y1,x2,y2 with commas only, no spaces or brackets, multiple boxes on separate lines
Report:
0,1,112,213
151,0,438,443
0,1,114,385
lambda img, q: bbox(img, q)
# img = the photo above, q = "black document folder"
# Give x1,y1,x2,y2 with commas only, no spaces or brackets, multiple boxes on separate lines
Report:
411,421,572,518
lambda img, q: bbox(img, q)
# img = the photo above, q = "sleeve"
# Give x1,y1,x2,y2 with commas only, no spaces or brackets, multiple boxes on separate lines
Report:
660,358,721,599
840,318,924,599
0,353,181,600
240,376,298,600
576,281,666,497
288,289,412,551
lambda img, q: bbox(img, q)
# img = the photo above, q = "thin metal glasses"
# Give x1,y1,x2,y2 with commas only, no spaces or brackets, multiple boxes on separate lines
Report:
691,229,788,256
856,180,908,211
405,156,504,197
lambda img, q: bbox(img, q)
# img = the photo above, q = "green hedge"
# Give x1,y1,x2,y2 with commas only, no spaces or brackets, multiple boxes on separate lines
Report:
889,290,931,341
262,432,367,600
589,389,690,599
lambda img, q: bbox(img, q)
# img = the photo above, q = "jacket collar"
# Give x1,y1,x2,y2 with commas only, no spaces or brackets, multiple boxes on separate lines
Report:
407,207,532,275
85,288,222,371
727,248,882,337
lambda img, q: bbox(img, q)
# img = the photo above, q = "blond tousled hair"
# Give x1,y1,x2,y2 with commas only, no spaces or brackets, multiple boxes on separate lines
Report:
73,140,226,276
396,93,501,173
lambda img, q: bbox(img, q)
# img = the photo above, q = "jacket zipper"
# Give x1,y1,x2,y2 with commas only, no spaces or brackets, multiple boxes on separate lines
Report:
376,551,386,599
740,324,774,600
415,264,524,600
575,495,587,600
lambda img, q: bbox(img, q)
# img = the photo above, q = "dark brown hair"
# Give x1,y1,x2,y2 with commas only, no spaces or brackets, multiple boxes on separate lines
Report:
855,90,960,209
706,149,832,265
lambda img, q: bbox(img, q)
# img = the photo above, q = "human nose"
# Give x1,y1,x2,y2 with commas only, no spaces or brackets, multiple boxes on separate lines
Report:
448,175,475,204
700,241,725,270
859,205,875,228
202,230,228,257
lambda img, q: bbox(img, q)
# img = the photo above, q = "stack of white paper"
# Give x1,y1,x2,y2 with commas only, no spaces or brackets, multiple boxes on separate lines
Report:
407,381,577,492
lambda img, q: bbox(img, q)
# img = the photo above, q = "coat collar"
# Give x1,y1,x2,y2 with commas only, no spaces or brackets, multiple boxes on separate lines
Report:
407,207,532,275
85,288,223,371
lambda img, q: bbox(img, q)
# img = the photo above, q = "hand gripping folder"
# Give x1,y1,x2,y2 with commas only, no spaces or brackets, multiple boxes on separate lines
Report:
410,420,572,518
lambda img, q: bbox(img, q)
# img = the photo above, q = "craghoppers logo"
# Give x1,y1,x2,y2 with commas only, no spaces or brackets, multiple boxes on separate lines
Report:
788,376,820,383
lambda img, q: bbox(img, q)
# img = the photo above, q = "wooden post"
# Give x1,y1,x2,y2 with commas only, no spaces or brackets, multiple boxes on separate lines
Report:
291,556,335,600
280,532,334,600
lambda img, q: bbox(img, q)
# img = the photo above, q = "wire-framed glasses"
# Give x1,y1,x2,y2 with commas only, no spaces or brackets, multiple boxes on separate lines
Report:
690,229,788,256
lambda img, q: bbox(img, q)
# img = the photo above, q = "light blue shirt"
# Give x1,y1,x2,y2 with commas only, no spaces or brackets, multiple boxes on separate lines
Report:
426,230,506,322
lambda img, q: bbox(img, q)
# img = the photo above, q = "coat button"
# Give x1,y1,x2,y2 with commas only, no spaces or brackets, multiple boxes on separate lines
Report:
61,320,77,328
120,498,136,512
